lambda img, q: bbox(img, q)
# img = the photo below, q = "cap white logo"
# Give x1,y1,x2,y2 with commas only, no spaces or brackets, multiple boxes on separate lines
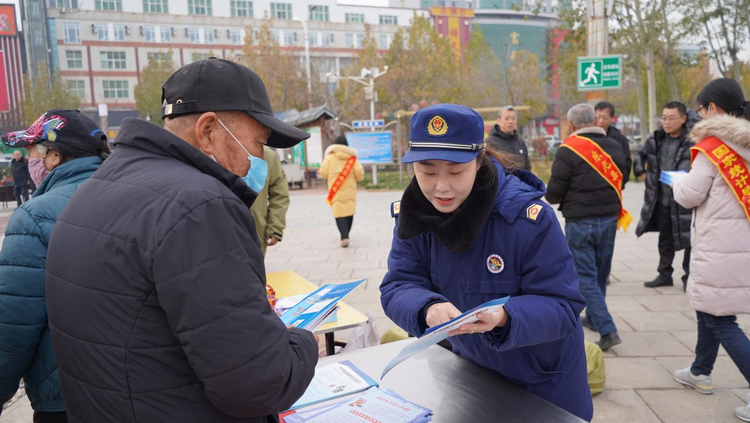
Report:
487,254,504,274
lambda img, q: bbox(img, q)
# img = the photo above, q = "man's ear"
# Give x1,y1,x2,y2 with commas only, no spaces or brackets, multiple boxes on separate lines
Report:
194,112,218,155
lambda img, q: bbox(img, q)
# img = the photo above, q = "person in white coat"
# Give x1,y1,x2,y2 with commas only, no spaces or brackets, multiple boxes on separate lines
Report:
670,78,750,422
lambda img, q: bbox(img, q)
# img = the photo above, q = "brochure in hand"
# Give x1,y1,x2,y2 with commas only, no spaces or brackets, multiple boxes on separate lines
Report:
283,387,433,423
280,279,365,332
288,361,378,410
381,297,510,379
659,170,688,186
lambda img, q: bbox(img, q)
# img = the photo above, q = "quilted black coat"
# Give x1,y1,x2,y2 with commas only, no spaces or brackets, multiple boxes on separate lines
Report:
45,118,318,423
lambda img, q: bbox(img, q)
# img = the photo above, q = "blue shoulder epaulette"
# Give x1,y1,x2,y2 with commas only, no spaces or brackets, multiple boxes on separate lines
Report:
519,202,546,224
390,201,401,218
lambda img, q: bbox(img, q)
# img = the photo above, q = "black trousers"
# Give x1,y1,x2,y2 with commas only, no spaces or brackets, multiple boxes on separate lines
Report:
656,204,690,283
335,215,354,240
34,411,68,423
13,184,29,206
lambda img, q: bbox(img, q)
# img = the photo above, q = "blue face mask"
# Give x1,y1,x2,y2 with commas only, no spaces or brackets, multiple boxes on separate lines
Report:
217,119,268,194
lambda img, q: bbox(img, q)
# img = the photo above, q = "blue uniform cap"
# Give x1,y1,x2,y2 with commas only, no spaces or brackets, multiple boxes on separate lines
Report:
402,103,485,164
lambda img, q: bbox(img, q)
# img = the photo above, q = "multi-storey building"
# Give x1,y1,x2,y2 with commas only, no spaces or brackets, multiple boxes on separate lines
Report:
35,1,428,127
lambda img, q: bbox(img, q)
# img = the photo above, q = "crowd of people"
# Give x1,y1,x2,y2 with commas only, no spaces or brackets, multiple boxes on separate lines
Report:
0,55,749,423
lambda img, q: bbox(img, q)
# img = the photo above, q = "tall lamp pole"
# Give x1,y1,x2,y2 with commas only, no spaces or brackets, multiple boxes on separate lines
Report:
293,16,313,109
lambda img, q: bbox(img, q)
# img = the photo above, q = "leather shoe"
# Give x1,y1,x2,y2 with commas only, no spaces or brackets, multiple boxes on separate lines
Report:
644,277,673,288
596,331,622,351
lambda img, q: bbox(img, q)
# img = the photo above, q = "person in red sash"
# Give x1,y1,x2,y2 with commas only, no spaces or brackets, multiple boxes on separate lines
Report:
670,78,750,422
319,136,365,248
546,103,629,351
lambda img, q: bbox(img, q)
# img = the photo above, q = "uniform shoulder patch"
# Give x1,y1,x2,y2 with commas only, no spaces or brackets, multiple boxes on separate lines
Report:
390,201,401,218
520,202,545,224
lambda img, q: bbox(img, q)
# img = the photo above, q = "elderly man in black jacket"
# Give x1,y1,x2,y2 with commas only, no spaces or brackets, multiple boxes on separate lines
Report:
10,150,31,205
595,101,632,185
634,102,696,290
485,105,532,171
546,103,628,351
45,59,319,423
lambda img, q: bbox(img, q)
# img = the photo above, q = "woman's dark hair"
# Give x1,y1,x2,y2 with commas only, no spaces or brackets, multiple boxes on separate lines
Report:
475,144,524,189
697,78,750,121
41,139,110,164
334,136,349,146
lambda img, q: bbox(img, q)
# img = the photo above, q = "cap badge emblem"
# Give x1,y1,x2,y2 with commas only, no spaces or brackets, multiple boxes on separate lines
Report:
427,115,448,136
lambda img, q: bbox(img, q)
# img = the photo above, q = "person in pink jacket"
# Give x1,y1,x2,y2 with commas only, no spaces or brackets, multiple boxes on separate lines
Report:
671,78,750,422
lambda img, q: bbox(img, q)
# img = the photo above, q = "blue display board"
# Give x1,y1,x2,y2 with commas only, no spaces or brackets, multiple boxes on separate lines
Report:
345,132,393,164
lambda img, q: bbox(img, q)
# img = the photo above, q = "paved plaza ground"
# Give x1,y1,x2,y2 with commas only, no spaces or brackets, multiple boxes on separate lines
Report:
2,181,749,422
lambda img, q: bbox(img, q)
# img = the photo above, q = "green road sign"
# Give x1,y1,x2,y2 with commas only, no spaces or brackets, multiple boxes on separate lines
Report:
577,55,622,91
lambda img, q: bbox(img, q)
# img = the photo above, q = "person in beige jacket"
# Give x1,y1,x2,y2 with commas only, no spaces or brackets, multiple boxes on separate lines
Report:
250,146,289,255
319,136,365,247
670,78,750,422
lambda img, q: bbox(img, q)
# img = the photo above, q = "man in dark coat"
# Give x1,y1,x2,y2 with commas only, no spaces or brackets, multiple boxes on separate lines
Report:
634,102,697,290
45,59,319,423
10,150,31,205
546,103,629,351
485,106,532,171
595,101,632,186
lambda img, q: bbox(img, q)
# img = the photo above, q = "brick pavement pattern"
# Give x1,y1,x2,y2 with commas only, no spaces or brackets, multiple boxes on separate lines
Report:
2,183,749,422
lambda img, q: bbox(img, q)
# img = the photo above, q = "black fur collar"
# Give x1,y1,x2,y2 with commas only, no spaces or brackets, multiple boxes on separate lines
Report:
397,165,499,254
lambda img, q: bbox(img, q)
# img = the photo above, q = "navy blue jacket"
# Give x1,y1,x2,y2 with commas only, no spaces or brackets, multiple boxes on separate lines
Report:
380,161,593,421
0,156,102,412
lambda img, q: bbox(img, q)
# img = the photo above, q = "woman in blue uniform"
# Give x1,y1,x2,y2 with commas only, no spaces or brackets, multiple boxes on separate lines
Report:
380,104,592,421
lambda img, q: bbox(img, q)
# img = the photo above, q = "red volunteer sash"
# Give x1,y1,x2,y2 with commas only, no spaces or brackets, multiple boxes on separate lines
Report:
560,134,633,231
326,155,358,206
691,136,750,224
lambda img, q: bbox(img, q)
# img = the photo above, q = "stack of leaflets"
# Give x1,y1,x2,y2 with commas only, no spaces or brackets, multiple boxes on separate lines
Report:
659,170,688,186
282,387,433,423
280,280,365,332
288,361,378,410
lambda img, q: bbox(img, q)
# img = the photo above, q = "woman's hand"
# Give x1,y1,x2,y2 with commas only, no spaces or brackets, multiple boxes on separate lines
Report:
448,309,508,337
425,302,462,328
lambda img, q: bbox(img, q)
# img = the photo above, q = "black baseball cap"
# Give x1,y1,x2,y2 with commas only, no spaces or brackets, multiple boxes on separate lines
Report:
161,58,310,148
2,109,107,155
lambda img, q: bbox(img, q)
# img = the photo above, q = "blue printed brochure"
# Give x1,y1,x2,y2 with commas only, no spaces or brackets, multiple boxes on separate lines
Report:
381,297,510,379
288,360,378,410
280,280,365,332
659,170,688,186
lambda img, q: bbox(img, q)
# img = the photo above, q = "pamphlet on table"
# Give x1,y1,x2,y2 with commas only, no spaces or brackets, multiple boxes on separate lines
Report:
659,170,688,186
380,296,510,379
288,361,378,410
280,279,365,332
283,387,432,423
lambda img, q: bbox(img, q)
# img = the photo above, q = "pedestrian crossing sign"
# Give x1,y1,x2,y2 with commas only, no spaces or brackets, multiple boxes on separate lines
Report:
578,55,622,91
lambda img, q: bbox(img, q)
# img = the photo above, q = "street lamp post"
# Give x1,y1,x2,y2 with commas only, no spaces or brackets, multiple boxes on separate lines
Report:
326,67,389,186
293,16,312,109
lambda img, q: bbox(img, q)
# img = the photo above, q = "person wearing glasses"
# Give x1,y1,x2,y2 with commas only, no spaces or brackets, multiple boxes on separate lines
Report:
634,102,699,291
0,110,109,423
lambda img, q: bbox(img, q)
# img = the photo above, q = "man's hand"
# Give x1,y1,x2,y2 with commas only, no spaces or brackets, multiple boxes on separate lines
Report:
448,309,509,337
639,174,646,182
266,236,280,246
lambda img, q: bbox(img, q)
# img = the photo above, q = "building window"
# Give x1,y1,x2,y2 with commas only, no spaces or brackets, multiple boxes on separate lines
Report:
147,52,171,63
100,51,127,69
231,0,252,17
322,32,331,47
144,26,170,42
308,32,319,47
204,29,214,44
112,25,125,41
143,26,156,42
283,31,293,46
345,33,353,48
56,0,79,9
66,50,83,68
270,2,292,20
143,0,168,13
68,80,86,98
345,13,364,23
271,30,280,45
188,28,200,43
160,27,171,42
102,80,129,99
95,0,122,11
192,52,210,62
188,0,212,15
378,34,392,50
63,22,80,44
95,23,109,40
309,5,328,22
356,33,364,48
379,15,397,25
228,29,244,45
187,28,213,44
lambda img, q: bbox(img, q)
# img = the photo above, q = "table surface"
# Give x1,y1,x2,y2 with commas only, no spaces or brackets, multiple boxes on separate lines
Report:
267,270,368,335
314,340,585,422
